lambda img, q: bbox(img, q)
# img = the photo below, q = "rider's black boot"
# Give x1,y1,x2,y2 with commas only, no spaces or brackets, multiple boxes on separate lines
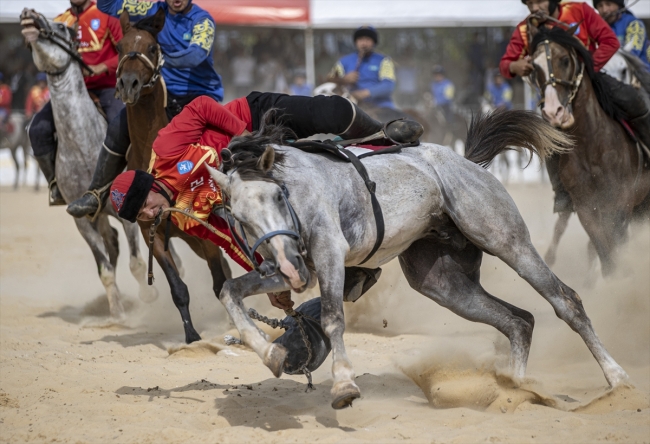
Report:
34,151,66,206
66,146,127,219
339,103,423,144
546,153,573,213
343,267,382,302
628,111,650,153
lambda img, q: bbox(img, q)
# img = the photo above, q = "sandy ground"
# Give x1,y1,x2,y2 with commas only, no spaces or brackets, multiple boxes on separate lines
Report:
0,183,649,443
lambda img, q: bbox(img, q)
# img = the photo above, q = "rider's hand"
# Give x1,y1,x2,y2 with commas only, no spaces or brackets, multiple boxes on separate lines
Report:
509,57,534,77
267,291,294,310
351,89,371,101
85,63,108,76
342,71,359,85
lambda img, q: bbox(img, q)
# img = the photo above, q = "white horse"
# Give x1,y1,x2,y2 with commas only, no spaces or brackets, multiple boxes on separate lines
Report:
21,9,157,317
207,110,628,410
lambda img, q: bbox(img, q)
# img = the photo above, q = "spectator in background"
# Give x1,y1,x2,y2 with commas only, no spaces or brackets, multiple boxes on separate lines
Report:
230,46,256,98
430,65,455,123
0,72,11,124
486,72,513,110
25,73,50,119
289,69,312,96
256,52,288,93
467,31,486,97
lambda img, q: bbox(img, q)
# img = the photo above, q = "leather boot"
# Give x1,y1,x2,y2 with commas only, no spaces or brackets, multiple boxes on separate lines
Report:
546,153,573,213
339,103,423,144
34,151,66,206
343,267,382,302
66,145,127,219
628,111,650,153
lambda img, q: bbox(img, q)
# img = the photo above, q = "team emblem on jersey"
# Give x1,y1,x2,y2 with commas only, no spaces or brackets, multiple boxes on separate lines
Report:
183,32,192,41
111,189,125,210
90,18,101,31
177,160,194,175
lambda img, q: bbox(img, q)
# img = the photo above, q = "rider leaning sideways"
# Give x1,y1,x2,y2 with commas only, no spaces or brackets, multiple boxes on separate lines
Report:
107,93,422,307
67,0,225,219
593,0,650,69
501,0,650,213
28,0,124,206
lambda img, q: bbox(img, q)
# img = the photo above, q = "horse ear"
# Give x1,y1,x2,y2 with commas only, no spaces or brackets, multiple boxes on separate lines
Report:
206,165,230,194
257,146,275,173
527,15,540,44
152,8,166,33
120,10,131,34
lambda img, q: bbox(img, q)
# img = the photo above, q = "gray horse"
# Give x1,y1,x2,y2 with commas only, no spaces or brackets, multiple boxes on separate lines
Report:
207,110,628,409
0,111,33,190
21,10,156,316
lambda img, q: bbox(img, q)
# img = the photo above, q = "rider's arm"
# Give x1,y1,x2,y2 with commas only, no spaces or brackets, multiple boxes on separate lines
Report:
500,27,526,79
582,3,620,72
97,0,160,18
103,15,124,77
163,17,215,69
364,57,395,99
623,19,648,59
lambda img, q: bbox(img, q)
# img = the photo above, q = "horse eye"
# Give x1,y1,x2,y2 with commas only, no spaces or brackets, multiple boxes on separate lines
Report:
276,193,283,202
116,43,123,53
148,45,156,54
560,56,570,68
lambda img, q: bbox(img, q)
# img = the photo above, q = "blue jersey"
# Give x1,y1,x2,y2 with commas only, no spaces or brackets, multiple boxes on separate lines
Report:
332,52,396,108
610,11,650,69
486,83,513,110
289,84,313,97
430,78,455,107
98,0,224,101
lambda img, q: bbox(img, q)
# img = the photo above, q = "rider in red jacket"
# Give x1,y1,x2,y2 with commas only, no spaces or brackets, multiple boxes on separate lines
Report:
28,0,124,206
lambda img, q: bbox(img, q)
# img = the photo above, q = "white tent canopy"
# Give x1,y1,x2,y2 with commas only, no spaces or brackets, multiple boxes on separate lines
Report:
2,0,648,24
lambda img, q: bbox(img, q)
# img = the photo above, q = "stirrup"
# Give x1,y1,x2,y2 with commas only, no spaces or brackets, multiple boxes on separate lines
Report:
47,178,66,206
83,182,111,223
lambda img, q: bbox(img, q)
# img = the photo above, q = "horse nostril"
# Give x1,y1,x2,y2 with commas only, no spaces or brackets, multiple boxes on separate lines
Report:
555,106,564,117
131,78,139,89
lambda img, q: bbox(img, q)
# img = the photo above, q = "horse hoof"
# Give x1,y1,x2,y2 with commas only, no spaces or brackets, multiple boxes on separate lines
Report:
139,285,159,303
607,366,631,388
263,343,288,378
185,329,202,344
331,381,361,409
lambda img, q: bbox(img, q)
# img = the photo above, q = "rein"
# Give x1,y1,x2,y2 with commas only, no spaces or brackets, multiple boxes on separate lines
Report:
532,40,584,109
116,46,164,90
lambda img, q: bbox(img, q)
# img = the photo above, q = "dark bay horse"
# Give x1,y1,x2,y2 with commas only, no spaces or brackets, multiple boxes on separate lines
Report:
116,10,231,343
529,27,650,276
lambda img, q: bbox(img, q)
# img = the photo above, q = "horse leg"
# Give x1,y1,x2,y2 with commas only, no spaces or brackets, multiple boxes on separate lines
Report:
74,216,124,318
399,238,535,380
143,225,201,343
219,271,291,376
97,216,119,268
544,211,571,266
584,240,599,288
168,241,185,279
120,219,158,303
444,178,628,387
10,147,20,190
573,206,622,277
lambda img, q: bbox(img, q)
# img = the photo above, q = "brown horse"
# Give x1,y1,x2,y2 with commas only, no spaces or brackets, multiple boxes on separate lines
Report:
529,26,650,276
116,10,231,343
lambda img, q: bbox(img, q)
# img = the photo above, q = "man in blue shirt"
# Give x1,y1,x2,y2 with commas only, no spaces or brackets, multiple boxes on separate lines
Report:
594,0,650,69
68,0,226,218
328,26,397,111
430,65,455,123
486,72,514,111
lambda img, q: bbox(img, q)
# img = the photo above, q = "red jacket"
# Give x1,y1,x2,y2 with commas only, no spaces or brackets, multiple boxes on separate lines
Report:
0,84,11,114
500,2,620,78
149,96,255,271
25,85,50,118
55,2,122,90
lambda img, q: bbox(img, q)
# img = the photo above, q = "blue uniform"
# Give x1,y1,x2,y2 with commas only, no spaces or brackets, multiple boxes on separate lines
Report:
98,0,224,101
486,83,513,110
430,78,455,107
610,11,650,69
332,52,396,108
289,84,313,97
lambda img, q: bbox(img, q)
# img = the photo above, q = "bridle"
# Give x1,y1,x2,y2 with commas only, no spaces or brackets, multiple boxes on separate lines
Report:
21,10,93,76
116,44,164,90
532,39,584,109
220,172,306,276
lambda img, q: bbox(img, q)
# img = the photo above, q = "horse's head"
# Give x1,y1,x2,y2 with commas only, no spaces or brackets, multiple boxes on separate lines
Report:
602,51,632,85
529,26,588,129
313,82,357,103
207,146,311,293
20,8,78,75
115,9,165,104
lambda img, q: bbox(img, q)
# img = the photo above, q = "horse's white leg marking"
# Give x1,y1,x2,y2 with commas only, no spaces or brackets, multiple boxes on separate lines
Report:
100,264,124,318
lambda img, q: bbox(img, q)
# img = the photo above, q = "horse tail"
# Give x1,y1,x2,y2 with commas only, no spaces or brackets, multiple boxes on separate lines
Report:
464,110,572,168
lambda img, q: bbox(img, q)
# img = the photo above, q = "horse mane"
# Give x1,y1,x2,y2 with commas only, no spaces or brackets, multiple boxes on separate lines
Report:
618,50,650,93
224,109,293,183
133,15,162,39
530,27,626,121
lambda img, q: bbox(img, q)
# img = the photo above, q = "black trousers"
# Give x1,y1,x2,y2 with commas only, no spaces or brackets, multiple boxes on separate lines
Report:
596,72,649,120
246,92,353,138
